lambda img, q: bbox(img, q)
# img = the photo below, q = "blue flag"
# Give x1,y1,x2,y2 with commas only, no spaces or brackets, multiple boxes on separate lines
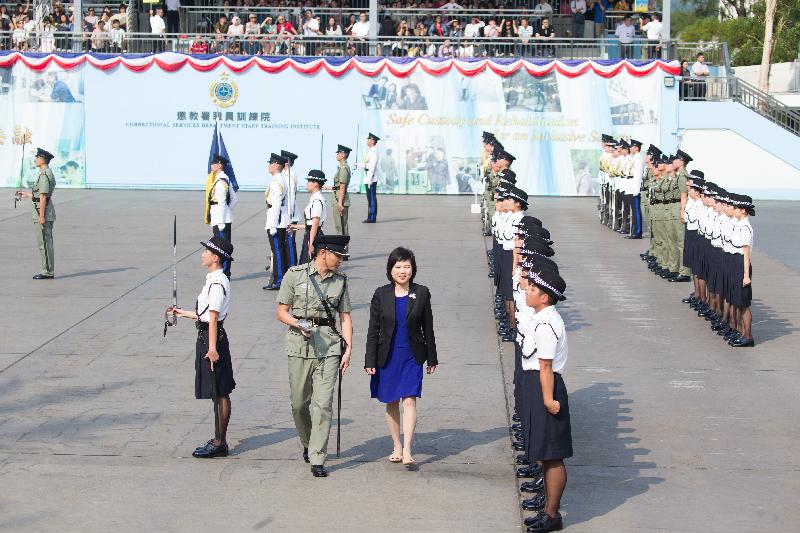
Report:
208,123,239,191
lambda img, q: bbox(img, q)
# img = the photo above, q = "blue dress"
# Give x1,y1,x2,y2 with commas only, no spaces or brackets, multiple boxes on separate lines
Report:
370,295,423,403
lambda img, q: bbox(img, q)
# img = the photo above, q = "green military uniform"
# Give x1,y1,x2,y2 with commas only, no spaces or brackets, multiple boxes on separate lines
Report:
32,165,56,276
640,166,652,245
671,167,691,277
482,162,496,235
660,172,681,273
332,162,350,236
651,173,667,268
277,261,351,467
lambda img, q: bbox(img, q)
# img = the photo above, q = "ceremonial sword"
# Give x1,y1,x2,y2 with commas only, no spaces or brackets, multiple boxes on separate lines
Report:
163,215,178,337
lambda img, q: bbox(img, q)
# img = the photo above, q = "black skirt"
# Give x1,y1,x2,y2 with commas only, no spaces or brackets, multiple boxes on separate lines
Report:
195,328,236,399
682,228,695,271
523,369,573,462
499,249,514,301
729,257,753,307
696,237,709,281
299,225,323,265
492,238,502,288
708,246,726,294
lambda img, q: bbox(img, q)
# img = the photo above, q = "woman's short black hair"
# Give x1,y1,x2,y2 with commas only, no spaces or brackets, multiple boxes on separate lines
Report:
386,246,417,284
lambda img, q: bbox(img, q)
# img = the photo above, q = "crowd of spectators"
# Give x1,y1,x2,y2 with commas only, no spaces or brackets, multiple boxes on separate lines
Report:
0,0,664,58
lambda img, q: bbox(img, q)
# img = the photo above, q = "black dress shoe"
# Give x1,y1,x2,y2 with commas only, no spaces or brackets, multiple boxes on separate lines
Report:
724,330,741,342
661,271,678,279
516,465,541,478
194,439,214,453
668,275,691,282
311,465,328,477
526,511,563,532
717,326,732,336
32,274,54,279
521,493,546,511
512,441,525,451
192,441,229,458
681,296,696,304
520,477,545,493
625,235,642,239
730,336,755,347
516,456,530,465
303,447,310,463
262,282,281,290
511,423,522,431
512,414,521,422
710,321,725,331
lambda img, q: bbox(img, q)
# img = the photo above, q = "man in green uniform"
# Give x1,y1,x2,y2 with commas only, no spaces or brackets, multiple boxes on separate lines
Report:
276,234,353,478
639,144,660,261
15,148,56,279
668,150,692,282
328,144,351,236
648,155,668,276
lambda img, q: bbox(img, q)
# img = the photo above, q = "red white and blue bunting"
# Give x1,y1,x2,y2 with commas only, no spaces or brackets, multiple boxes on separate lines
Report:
0,51,679,78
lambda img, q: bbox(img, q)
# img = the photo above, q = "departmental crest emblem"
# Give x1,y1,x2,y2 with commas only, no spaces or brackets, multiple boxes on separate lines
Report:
210,72,239,109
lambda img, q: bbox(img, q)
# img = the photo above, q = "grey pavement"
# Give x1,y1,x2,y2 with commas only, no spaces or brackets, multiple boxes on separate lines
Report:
1,191,799,532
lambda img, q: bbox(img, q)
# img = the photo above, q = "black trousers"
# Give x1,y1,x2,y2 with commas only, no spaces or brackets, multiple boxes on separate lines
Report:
299,225,323,265
613,190,623,230
366,182,378,222
268,229,289,285
166,10,180,33
212,223,232,278
621,193,631,233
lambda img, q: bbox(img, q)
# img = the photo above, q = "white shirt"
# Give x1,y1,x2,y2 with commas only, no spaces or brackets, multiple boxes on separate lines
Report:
730,217,753,254
571,0,586,13
165,0,181,11
351,20,369,37
534,2,553,15
150,15,165,34
502,210,524,250
710,213,726,248
720,213,737,253
615,23,635,44
281,167,300,224
303,17,320,35
304,190,327,227
464,21,484,38
209,172,237,227
630,153,644,195
440,2,464,9
264,171,285,233
691,61,710,77
685,197,700,230
195,268,230,322
491,210,502,239
529,304,568,373
642,20,662,40
363,146,378,185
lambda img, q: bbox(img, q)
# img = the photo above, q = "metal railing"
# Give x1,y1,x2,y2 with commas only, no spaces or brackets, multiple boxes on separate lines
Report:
0,31,718,63
681,76,800,136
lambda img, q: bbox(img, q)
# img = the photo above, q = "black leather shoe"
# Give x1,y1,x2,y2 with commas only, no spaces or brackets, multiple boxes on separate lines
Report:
194,439,213,453
521,493,546,511
192,441,229,458
311,465,328,477
516,456,530,465
717,326,732,336
625,235,642,239
724,330,741,342
502,332,516,342
681,296,696,304
520,477,545,493
32,274,54,279
526,511,563,532
512,414,521,422
662,271,678,279
730,336,755,347
512,441,525,451
303,447,310,463
668,275,691,282
511,423,522,431
516,466,541,478
262,282,281,290
704,312,719,322
710,321,725,331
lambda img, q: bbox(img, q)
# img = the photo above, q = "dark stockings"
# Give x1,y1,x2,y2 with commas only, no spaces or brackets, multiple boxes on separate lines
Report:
543,459,567,518
212,395,231,446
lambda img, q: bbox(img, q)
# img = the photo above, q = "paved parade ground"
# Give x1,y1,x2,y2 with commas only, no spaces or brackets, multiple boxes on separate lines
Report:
1,191,799,532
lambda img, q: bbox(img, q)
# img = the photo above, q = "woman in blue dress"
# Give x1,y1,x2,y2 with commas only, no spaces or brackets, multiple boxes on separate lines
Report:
365,247,439,466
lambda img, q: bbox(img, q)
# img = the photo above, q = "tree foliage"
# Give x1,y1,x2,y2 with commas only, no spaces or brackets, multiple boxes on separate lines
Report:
675,0,800,66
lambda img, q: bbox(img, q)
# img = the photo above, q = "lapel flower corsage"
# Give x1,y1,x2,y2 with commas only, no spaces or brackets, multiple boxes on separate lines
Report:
409,293,417,299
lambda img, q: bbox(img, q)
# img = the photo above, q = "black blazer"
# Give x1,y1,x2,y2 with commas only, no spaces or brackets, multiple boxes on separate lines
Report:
365,283,438,369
